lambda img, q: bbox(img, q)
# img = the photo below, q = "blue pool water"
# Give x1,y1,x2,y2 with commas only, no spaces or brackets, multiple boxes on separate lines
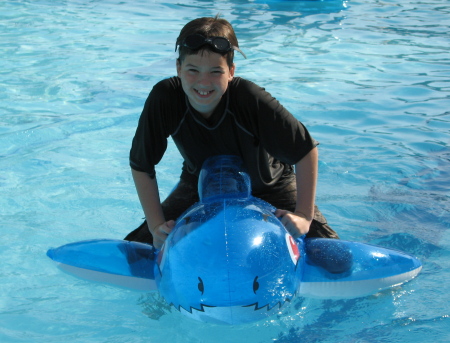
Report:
1,0,449,342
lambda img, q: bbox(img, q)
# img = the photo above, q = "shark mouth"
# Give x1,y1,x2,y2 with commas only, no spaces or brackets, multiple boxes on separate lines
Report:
171,297,294,325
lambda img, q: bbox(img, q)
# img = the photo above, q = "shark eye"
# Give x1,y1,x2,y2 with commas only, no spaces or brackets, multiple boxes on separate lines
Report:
253,276,259,294
198,277,204,295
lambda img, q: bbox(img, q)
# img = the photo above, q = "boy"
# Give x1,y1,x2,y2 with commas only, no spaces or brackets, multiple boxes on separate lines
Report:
125,16,338,249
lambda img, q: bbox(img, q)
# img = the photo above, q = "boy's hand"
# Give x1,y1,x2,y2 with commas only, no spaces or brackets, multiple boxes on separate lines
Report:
275,209,311,239
150,220,175,249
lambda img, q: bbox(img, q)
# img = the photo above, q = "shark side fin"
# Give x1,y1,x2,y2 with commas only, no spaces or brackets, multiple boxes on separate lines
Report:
299,238,422,298
47,239,158,291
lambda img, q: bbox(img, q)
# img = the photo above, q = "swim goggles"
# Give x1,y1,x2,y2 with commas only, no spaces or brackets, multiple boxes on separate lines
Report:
176,34,247,59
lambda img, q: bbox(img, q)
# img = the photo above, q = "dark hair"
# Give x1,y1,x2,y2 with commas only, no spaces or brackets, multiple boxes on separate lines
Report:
176,16,239,67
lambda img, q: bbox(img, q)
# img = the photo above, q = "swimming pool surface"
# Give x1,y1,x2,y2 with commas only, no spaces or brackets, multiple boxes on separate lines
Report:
1,0,449,342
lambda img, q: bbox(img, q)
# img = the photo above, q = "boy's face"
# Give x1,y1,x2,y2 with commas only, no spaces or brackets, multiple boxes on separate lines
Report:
177,50,235,118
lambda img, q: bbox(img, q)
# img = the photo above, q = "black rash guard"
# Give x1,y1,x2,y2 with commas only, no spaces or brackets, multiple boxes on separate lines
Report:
129,76,317,193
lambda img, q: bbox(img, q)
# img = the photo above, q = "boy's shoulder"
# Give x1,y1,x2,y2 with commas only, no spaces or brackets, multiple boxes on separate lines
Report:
153,76,182,91
229,77,270,103
231,77,257,89
147,77,185,103
230,77,266,95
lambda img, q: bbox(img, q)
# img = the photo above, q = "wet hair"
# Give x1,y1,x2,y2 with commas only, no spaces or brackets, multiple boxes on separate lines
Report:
176,15,239,67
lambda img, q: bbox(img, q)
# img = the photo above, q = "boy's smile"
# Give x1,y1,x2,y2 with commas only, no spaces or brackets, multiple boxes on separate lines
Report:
177,51,235,118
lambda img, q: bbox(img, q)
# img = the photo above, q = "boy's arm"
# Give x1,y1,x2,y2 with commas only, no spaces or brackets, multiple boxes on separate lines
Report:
131,169,174,248
275,147,318,238
294,146,318,222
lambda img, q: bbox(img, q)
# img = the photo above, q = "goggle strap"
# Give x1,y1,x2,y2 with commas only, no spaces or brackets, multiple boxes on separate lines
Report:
233,46,247,59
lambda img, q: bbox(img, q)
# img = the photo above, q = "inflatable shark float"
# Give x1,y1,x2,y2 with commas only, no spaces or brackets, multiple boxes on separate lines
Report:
47,155,422,325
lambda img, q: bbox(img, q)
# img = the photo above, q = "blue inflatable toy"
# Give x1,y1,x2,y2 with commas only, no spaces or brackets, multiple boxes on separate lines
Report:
47,155,422,325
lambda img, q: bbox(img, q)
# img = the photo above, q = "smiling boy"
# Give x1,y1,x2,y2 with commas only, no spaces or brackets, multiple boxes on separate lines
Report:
178,47,234,117
125,16,339,249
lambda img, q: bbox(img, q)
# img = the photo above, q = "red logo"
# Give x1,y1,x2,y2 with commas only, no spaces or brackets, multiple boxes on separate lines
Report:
285,233,300,264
